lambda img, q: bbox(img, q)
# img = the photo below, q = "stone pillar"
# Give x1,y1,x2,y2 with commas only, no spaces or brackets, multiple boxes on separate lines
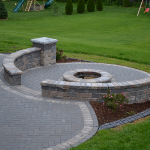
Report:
31,37,58,66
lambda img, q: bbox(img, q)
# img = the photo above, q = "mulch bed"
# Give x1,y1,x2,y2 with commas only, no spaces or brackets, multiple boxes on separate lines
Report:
90,101,150,126
57,58,150,126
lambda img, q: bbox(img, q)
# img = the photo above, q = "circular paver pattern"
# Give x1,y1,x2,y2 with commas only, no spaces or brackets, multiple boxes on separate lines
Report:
63,69,112,83
0,55,98,150
21,63,150,92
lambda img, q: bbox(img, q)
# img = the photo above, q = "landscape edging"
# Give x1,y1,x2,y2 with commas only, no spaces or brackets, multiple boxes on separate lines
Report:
99,108,150,130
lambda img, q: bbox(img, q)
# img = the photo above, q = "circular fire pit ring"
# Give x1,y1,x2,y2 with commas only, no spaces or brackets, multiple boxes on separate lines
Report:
63,69,112,83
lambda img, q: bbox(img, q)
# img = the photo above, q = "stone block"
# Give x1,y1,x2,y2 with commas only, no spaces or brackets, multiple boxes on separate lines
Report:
138,99,147,103
49,91,58,96
143,89,150,94
79,93,92,98
68,92,79,98
63,82,70,90
41,86,49,90
92,93,102,98
57,91,68,97
128,96,135,101
135,95,142,101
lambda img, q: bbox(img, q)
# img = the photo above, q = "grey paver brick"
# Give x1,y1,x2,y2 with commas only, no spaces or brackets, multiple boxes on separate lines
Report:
1,54,150,150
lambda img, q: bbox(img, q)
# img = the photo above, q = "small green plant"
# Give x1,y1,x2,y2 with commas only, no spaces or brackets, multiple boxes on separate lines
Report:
0,0,8,19
87,0,95,12
65,0,73,15
102,89,129,111
96,0,103,11
56,47,63,60
103,0,112,6
127,110,135,115
77,0,85,13
56,47,68,61
131,110,135,115
53,0,59,15
126,112,131,115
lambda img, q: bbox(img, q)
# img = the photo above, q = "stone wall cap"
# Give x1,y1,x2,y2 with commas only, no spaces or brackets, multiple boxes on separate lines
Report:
31,37,58,45
4,67,23,75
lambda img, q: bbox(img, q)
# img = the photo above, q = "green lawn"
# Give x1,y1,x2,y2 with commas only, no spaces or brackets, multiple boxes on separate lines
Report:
1,2,150,65
70,116,150,150
1,2,150,149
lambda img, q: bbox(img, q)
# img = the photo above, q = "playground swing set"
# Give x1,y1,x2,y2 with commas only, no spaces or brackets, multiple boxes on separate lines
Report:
14,0,53,12
3,0,150,15
137,0,150,16
3,0,53,13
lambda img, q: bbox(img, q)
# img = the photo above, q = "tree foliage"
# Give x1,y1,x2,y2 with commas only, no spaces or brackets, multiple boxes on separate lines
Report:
65,0,73,15
96,0,103,11
77,0,85,13
123,0,130,7
87,0,95,12
0,0,8,19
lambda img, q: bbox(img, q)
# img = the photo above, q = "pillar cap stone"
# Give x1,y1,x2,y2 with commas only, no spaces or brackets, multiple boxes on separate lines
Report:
31,37,58,45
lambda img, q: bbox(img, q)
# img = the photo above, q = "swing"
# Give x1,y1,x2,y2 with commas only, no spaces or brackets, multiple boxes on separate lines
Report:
137,0,150,16
144,0,150,12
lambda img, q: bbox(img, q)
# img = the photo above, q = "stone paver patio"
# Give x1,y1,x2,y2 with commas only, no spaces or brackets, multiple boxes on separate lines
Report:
0,53,150,150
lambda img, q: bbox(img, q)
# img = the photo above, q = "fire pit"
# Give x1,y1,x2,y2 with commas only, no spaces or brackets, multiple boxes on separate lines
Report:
63,69,112,83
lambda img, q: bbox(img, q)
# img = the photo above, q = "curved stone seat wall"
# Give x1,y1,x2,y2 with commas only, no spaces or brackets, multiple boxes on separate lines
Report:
3,48,41,85
14,49,41,71
41,78,150,104
3,37,58,86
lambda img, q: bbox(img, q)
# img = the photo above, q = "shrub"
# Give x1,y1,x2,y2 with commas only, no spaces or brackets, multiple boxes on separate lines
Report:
123,0,130,7
77,0,85,13
102,89,129,111
0,0,8,19
102,0,112,6
96,0,103,11
56,47,68,61
65,0,73,15
116,0,122,6
87,0,95,12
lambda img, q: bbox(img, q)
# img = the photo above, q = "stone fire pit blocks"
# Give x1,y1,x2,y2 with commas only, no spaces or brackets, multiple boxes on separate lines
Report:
63,69,112,83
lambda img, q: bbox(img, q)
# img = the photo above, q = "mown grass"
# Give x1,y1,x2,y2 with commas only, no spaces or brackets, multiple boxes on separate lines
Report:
1,2,150,65
70,116,150,150
65,52,150,73
1,2,150,149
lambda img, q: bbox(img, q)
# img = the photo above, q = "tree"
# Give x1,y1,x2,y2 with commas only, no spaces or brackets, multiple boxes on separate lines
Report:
87,0,95,12
65,0,73,15
0,0,8,19
53,0,59,15
77,0,85,13
123,0,130,7
96,0,103,11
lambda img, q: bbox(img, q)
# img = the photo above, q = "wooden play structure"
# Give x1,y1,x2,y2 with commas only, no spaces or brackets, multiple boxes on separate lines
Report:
24,0,44,12
137,0,150,16
13,0,52,13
